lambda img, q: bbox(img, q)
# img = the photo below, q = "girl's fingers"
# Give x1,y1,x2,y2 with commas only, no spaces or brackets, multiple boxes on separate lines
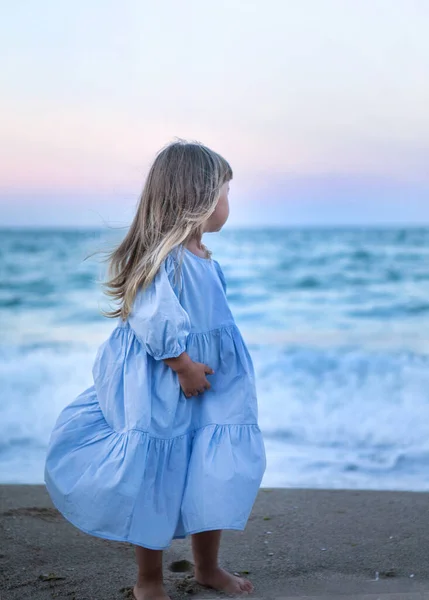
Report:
183,384,211,397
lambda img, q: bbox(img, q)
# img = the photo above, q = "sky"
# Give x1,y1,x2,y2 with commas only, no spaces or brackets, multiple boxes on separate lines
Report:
1,0,428,227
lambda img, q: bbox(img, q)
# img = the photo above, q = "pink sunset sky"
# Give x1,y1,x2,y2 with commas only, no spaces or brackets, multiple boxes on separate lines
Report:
1,0,428,227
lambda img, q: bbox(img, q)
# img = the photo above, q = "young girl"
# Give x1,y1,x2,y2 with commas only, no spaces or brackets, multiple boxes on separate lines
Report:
44,140,266,600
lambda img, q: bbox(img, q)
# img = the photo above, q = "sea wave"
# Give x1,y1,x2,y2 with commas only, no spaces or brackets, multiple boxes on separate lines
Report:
1,226,429,490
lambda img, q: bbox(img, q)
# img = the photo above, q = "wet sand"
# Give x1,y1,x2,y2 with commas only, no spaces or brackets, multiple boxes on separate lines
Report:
1,485,429,599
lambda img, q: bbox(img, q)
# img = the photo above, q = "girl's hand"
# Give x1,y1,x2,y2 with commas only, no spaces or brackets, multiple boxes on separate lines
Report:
163,352,214,398
177,361,214,398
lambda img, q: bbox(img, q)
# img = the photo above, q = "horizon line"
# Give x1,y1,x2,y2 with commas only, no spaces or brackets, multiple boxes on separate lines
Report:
2,223,429,232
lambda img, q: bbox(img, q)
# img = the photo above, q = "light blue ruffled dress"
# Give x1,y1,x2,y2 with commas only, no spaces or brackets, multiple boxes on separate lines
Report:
44,245,266,549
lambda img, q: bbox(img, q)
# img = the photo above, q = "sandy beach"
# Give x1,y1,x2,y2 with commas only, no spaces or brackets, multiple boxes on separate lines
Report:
1,485,429,599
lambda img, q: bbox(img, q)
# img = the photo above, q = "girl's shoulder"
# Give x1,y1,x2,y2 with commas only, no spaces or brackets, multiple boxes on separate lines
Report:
165,245,226,291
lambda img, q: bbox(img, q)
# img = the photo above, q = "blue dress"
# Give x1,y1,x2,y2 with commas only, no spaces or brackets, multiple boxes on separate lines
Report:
44,245,266,550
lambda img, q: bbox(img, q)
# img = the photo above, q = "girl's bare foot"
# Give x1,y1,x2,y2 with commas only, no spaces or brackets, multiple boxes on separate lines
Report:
195,566,254,595
132,581,171,600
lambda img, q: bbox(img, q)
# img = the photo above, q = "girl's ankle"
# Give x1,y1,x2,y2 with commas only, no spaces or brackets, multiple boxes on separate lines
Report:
136,572,164,586
194,563,219,575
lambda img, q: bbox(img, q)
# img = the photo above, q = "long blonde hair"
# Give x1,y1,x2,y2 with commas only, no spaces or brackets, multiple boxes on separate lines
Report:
102,139,233,320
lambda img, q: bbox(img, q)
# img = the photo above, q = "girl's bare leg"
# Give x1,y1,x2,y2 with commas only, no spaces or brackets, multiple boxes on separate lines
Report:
133,546,170,600
191,529,254,595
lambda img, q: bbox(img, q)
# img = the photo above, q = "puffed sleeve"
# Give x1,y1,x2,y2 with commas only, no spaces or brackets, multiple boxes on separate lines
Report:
128,255,191,360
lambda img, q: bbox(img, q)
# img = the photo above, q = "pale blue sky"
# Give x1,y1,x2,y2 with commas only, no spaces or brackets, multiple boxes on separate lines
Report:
1,0,428,226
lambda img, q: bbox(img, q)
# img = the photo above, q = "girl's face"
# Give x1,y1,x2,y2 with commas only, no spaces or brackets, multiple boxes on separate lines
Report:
204,181,230,233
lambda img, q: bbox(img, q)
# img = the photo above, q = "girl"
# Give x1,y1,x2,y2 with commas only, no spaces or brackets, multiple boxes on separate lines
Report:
44,140,266,600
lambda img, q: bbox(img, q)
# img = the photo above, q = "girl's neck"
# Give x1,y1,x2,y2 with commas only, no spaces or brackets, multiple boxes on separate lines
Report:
185,238,207,259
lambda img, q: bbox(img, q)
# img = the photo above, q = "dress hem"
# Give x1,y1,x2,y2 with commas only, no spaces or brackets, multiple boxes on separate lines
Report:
44,481,246,550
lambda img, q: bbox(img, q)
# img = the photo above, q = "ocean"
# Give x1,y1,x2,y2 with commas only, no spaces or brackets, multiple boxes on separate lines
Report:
1,226,429,491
